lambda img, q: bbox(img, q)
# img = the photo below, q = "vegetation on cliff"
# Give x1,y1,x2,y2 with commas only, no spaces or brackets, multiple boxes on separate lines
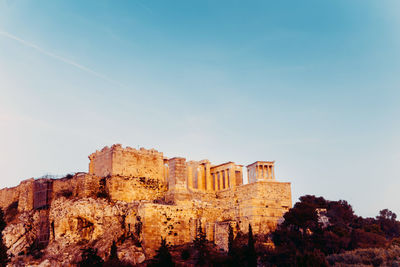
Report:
145,195,400,266
148,237,175,267
3,190,400,266
261,195,400,266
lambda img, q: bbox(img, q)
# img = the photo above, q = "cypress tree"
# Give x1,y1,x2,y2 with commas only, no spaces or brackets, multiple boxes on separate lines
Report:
228,223,234,257
247,224,256,267
194,224,207,265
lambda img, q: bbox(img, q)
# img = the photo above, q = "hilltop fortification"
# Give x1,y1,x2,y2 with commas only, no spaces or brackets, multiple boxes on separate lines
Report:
0,144,292,265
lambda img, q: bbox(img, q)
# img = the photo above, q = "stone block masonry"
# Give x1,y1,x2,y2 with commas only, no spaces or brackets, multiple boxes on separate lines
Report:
0,144,292,258
89,144,165,182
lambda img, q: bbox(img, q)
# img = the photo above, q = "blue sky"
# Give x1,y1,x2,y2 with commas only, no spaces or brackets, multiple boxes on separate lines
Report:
0,0,399,217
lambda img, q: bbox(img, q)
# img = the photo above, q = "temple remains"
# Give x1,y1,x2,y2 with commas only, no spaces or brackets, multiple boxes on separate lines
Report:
0,144,292,257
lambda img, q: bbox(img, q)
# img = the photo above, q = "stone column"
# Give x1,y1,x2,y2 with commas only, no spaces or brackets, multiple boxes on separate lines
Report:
205,163,212,191
268,165,272,179
216,173,219,190
198,167,205,191
222,171,225,189
187,166,193,189
217,172,221,190
227,169,230,188
260,165,265,179
212,173,216,191
272,165,275,180
229,168,236,188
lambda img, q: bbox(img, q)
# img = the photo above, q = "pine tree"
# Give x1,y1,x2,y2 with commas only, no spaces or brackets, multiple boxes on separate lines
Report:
0,209,8,267
247,224,257,267
152,237,174,267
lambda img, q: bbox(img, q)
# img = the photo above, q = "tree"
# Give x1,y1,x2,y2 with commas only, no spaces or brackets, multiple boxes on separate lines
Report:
151,237,174,267
376,209,400,238
109,241,118,260
247,224,257,267
194,224,207,265
0,209,8,267
104,241,135,267
228,223,234,257
78,247,104,267
378,209,397,221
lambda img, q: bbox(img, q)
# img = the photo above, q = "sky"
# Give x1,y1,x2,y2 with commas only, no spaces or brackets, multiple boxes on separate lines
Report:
0,0,399,218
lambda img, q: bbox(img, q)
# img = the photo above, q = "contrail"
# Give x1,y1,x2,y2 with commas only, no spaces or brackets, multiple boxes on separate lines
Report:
0,30,125,87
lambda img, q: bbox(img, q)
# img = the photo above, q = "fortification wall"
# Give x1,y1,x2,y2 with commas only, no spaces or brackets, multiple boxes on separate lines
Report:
0,186,20,211
52,173,99,199
138,203,226,256
112,145,164,181
0,178,35,213
89,145,165,182
1,144,293,258
107,176,167,203
89,147,113,177
18,179,35,212
216,181,292,233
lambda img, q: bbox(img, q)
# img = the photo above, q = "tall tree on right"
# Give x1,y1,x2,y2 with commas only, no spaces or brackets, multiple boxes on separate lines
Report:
0,209,8,267
247,224,256,267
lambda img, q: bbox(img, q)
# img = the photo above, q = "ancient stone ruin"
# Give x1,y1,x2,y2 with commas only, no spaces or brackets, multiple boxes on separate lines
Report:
0,144,292,265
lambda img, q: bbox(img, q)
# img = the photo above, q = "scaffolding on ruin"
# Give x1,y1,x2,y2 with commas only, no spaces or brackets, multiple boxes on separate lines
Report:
33,179,53,246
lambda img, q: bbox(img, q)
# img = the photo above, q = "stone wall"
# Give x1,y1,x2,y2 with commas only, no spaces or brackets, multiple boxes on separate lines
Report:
138,203,196,255
107,176,167,203
216,181,292,233
111,145,165,182
1,144,293,263
0,186,20,211
0,178,35,213
88,146,113,177
167,157,187,191
88,144,165,182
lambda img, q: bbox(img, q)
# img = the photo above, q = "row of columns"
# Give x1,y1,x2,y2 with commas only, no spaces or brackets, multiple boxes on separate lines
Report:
187,165,238,191
187,163,214,192
211,168,236,191
260,165,275,180
246,162,276,183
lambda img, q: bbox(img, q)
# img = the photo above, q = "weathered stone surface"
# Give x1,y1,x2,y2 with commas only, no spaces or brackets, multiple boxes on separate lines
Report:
0,144,292,265
89,144,165,182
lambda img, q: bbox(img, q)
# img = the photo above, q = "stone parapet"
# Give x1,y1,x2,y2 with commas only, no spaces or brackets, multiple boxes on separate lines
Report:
88,144,164,181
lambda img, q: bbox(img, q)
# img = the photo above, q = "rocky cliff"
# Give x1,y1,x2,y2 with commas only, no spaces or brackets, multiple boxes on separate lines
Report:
0,145,292,266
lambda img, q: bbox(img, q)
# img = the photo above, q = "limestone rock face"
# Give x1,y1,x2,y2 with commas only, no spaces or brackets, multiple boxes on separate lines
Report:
45,197,143,265
3,210,40,256
2,197,144,266
0,144,293,265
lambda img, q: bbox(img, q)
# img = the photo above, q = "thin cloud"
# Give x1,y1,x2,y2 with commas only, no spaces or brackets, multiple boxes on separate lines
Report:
0,30,126,87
